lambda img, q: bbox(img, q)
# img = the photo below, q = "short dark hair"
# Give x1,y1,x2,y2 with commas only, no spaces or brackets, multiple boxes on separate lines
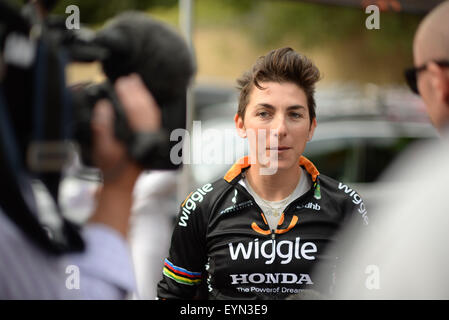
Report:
236,47,321,123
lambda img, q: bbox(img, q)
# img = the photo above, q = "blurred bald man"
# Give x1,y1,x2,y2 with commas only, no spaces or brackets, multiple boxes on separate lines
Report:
313,1,449,299
412,1,449,131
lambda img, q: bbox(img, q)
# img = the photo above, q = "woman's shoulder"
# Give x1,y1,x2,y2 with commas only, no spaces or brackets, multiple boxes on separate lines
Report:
318,174,361,196
180,177,234,211
318,174,369,226
317,174,364,207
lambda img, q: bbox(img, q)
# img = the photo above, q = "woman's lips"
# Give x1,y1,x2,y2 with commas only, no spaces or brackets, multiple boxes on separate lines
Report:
267,146,291,152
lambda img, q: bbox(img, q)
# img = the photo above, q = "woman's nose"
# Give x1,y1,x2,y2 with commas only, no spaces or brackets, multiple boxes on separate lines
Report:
272,116,287,138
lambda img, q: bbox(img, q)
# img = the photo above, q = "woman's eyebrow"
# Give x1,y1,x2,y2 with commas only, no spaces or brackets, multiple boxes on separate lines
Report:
256,103,276,110
287,105,306,111
256,103,306,110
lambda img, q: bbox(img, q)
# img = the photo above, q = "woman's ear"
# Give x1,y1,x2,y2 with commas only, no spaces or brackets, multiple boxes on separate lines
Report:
234,113,247,138
307,118,317,142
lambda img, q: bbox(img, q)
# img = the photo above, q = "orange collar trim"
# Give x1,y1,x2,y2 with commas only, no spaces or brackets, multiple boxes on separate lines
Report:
224,155,319,183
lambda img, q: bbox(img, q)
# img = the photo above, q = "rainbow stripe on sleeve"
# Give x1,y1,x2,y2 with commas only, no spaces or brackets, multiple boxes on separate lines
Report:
163,259,202,285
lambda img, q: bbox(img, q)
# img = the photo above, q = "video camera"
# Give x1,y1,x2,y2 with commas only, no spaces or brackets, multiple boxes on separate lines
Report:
0,0,195,254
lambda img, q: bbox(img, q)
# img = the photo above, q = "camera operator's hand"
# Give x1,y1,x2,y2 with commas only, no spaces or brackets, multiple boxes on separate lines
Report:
89,73,161,237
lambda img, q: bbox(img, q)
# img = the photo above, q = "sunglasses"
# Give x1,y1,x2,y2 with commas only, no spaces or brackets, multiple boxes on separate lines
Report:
404,60,449,94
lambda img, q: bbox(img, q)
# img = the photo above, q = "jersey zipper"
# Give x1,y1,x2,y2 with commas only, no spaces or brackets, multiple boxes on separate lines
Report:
258,209,278,299
270,227,276,298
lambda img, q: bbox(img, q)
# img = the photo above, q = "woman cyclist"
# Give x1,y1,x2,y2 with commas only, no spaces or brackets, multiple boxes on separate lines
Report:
157,47,369,299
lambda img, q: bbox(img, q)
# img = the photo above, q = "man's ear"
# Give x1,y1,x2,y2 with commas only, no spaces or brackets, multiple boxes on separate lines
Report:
428,62,449,104
307,118,317,141
234,113,247,138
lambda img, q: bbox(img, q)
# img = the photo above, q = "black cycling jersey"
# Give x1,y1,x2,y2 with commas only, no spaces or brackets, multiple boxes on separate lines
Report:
157,156,369,300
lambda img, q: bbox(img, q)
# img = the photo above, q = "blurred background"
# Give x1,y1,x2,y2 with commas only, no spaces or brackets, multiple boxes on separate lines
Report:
10,0,443,298
47,0,435,84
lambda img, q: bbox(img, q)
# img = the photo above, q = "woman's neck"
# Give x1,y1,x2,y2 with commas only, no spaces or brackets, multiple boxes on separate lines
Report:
245,164,302,201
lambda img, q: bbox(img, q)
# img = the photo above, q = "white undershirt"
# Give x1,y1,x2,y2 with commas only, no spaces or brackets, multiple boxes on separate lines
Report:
239,167,312,231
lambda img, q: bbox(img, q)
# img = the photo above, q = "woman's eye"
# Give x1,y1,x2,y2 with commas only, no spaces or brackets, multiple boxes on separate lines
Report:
290,112,303,119
257,111,270,118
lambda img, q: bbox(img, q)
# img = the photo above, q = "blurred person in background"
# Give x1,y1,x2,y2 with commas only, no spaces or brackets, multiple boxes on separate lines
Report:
157,47,369,300
322,0,449,299
0,73,161,299
0,0,195,299
129,170,178,299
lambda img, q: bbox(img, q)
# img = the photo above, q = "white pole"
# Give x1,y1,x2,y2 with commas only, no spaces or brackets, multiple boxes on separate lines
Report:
180,0,194,48
179,0,196,201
